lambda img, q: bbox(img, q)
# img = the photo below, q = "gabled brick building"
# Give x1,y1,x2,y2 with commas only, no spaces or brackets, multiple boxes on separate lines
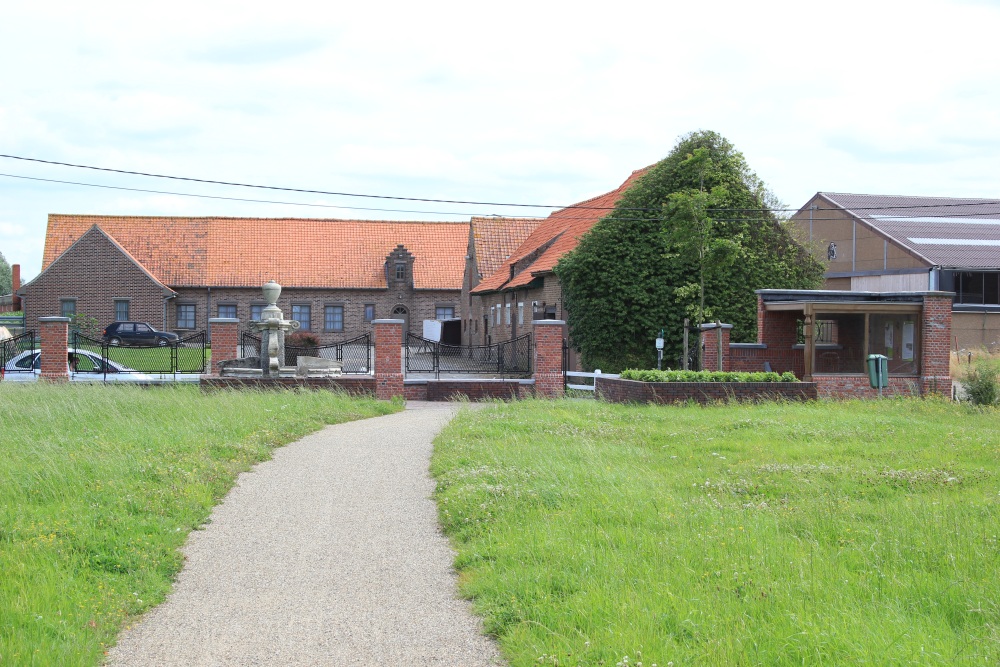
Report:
20,215,469,342
465,167,649,367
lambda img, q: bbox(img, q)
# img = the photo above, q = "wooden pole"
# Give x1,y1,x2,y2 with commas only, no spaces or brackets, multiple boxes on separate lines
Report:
683,318,689,371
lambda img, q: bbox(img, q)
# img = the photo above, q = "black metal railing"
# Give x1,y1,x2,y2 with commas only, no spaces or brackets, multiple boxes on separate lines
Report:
1,330,37,375
405,332,532,378
239,331,372,374
69,331,207,378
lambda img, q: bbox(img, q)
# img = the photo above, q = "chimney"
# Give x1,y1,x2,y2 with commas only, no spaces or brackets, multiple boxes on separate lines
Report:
11,264,20,310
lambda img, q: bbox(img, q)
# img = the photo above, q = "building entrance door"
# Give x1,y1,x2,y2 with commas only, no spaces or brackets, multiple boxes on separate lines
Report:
391,305,409,333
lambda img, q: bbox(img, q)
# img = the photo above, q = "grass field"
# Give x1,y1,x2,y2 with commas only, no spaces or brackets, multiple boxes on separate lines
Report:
0,383,399,666
432,398,1000,666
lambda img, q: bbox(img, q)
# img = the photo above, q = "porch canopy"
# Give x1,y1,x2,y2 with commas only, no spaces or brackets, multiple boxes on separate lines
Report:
757,289,952,381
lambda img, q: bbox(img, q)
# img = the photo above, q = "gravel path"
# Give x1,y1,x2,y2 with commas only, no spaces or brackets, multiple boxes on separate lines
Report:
105,402,503,666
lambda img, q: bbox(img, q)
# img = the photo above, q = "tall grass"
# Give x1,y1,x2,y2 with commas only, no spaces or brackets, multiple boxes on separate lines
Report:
0,383,398,666
432,399,1000,666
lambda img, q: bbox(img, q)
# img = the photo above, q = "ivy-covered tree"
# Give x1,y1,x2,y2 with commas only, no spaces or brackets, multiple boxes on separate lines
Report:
0,251,11,297
556,130,824,372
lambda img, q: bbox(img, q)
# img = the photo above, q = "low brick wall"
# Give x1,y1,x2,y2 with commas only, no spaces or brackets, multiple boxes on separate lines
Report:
404,379,534,401
200,376,376,395
814,375,920,399
595,376,817,405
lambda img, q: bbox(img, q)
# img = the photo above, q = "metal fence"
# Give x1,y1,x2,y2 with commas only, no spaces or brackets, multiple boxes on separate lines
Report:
1,330,37,376
405,332,532,378
70,331,207,379
0,314,26,337
239,331,373,374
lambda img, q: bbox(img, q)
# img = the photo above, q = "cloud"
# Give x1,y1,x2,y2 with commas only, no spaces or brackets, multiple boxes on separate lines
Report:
191,36,328,65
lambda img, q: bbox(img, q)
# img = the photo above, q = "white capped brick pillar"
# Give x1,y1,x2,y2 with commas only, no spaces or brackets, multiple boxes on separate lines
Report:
208,318,240,376
533,319,565,398
373,319,404,400
39,316,70,382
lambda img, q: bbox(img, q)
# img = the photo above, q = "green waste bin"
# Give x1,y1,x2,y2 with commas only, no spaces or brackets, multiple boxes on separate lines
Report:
866,354,888,389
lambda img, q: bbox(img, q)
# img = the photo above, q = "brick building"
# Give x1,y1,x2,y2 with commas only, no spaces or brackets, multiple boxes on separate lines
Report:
19,215,468,342
792,193,1000,351
465,167,649,368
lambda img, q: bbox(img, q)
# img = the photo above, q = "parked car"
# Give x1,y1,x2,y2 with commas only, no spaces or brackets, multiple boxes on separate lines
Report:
1,348,153,382
103,322,179,346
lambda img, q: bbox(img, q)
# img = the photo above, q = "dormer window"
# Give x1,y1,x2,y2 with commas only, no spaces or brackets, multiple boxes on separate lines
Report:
395,262,406,281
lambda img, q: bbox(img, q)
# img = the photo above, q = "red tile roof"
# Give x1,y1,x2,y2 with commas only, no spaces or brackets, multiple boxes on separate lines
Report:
469,217,543,279
43,215,470,290
472,167,650,293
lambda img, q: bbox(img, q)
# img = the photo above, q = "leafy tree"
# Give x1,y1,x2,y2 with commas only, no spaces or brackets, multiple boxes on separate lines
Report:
0,251,11,297
556,130,824,372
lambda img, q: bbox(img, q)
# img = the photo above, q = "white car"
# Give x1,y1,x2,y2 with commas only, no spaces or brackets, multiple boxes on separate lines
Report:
1,347,154,382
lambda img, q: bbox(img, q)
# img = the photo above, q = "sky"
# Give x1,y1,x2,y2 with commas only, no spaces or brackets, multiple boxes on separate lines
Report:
3,0,1000,282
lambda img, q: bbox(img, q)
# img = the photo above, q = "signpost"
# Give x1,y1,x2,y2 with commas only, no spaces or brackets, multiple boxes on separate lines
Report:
655,329,665,371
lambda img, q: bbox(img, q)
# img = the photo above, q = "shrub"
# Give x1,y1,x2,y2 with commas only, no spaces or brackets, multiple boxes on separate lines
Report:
961,362,999,406
286,331,320,348
619,369,798,383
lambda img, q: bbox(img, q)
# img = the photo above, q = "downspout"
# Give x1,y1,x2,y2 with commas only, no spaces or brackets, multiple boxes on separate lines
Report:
163,294,174,331
207,287,212,342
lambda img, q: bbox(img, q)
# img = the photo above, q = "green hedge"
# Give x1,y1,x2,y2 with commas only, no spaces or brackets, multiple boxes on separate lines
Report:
620,369,798,383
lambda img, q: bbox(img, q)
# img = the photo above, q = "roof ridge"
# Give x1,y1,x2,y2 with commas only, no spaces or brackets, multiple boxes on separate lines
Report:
49,214,470,225
821,192,1000,203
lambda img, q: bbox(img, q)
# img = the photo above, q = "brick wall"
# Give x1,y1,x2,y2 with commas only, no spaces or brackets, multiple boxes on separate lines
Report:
595,376,817,404
22,227,169,331
404,379,534,401
201,376,376,395
814,375,920,398
174,287,461,343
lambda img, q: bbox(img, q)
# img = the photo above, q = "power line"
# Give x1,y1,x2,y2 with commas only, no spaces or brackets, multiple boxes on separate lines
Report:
5,152,1000,218
0,153,635,211
0,172,513,218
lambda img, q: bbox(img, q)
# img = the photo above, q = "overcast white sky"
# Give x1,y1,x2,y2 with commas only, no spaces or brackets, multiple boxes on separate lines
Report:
3,0,1000,281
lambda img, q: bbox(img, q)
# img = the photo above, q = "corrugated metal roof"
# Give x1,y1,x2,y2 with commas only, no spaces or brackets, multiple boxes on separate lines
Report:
819,192,1000,269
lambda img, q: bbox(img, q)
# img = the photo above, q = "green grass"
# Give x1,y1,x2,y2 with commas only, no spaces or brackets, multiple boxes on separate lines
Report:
0,383,399,665
432,398,1000,666
69,342,209,373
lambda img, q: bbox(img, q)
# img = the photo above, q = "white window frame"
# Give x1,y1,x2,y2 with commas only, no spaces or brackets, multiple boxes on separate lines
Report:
518,302,524,325
505,303,511,325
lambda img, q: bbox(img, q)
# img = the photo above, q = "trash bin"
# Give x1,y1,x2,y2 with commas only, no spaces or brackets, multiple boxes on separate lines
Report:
866,354,888,389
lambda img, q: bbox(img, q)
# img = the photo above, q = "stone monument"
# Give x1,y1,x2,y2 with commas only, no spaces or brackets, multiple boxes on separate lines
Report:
218,280,342,379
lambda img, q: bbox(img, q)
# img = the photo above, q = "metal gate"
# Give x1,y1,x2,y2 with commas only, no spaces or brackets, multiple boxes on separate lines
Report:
240,331,372,374
405,332,532,379
70,331,207,380
1,330,37,377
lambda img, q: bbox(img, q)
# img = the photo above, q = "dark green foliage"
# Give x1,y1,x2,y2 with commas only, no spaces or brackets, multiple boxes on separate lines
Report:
0,251,11,296
620,369,798,383
556,131,824,372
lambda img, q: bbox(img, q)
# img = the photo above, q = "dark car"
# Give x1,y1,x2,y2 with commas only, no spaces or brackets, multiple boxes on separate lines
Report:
103,321,179,346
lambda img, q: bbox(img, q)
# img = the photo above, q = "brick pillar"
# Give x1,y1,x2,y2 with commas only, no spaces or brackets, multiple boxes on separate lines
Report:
39,316,70,382
373,319,404,400
208,318,239,376
920,294,952,396
533,319,565,398
700,323,733,371
11,264,20,310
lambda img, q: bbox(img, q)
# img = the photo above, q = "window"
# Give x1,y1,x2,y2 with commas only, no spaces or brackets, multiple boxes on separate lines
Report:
325,305,344,331
218,304,237,319
496,303,502,325
250,304,264,321
60,299,76,319
435,306,455,320
395,263,406,281
364,304,375,321
518,302,524,326
957,271,1000,305
505,303,511,325
177,304,196,329
291,304,311,331
114,299,129,322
